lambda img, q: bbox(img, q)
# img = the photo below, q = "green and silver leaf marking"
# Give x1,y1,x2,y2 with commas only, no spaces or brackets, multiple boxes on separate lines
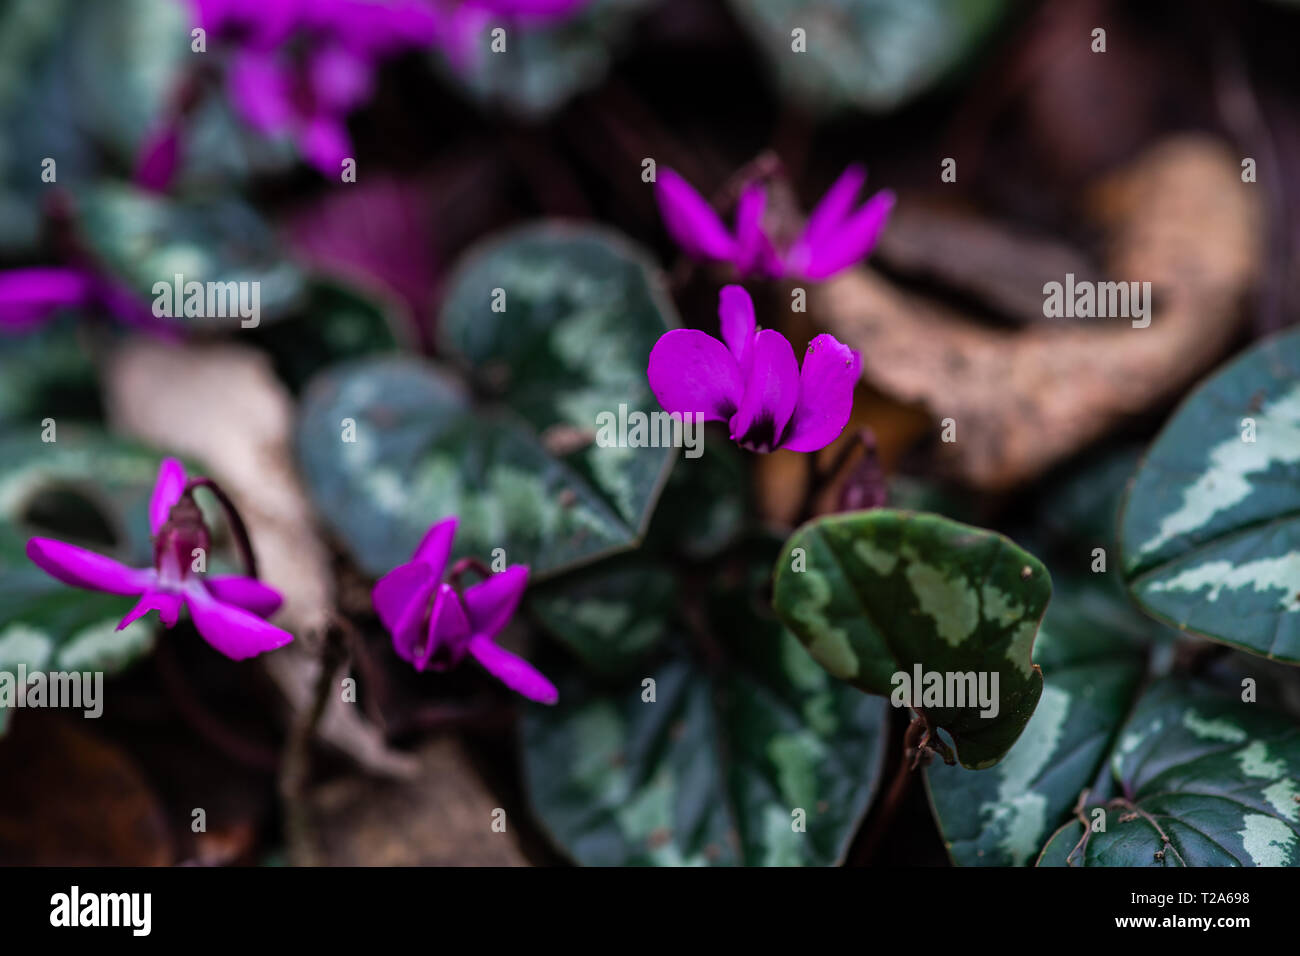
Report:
772,510,1051,769
297,225,678,581
1038,680,1300,867
1121,328,1300,662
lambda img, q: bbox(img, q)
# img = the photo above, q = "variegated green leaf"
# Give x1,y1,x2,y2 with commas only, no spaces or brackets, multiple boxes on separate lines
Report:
0,428,174,734
1121,327,1300,663
772,510,1051,769
297,224,677,581
1038,680,1300,866
925,576,1149,865
431,0,649,119
522,542,888,866
727,0,1008,113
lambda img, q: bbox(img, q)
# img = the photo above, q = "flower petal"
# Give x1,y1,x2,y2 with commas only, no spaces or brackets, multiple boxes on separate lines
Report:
717,284,755,376
468,635,558,704
389,567,439,665
647,329,744,422
372,560,432,635
733,183,775,277
421,583,471,671
780,334,862,453
654,169,736,262
412,516,458,576
799,164,867,253
149,457,187,536
184,580,294,660
728,329,800,452
462,565,528,642
119,589,182,630
0,268,94,330
309,43,374,113
300,114,353,176
228,50,295,133
26,538,152,596
203,575,282,619
797,190,895,281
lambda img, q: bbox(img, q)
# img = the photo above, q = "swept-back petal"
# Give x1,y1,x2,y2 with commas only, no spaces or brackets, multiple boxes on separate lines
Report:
149,457,187,536
718,284,756,375
647,329,744,422
462,565,528,643
118,589,183,630
728,329,800,452
203,575,282,619
228,49,295,133
372,560,432,634
0,268,94,329
780,334,862,452
654,169,736,262
800,164,867,252
733,183,773,277
184,580,293,660
26,538,152,596
422,583,471,671
412,516,458,576
468,635,558,704
388,567,439,665
797,190,895,281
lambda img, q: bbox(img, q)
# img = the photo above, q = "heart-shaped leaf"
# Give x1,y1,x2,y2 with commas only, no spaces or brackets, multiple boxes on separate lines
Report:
0,0,190,254
1121,327,1300,663
728,0,1008,113
432,0,650,119
0,318,101,428
296,223,678,581
78,184,306,329
1038,679,1300,866
925,575,1150,865
0,428,174,734
772,510,1051,769
522,541,889,865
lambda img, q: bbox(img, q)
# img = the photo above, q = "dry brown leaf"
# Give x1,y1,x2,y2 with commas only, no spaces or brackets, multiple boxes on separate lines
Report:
813,135,1263,490
102,340,416,780
299,736,529,866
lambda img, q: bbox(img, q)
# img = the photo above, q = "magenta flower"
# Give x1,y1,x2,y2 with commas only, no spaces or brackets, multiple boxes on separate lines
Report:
647,284,861,453
0,267,155,334
25,459,292,661
178,0,438,176
654,164,895,281
372,517,557,704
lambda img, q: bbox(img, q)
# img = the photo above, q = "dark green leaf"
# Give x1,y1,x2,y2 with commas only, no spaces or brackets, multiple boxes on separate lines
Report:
772,510,1051,768
522,543,888,865
79,184,306,330
1038,680,1300,867
728,0,1008,113
297,224,677,580
1120,328,1300,663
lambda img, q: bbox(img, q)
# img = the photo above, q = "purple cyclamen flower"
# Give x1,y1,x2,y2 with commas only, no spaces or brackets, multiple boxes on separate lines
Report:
647,284,862,453
372,516,558,704
184,0,438,176
654,164,895,281
26,459,292,661
0,267,156,335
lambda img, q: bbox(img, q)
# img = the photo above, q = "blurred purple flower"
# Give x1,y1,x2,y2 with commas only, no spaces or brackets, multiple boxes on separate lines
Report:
647,284,861,453
26,459,293,661
181,0,440,176
372,516,557,704
654,165,895,281
0,267,157,335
